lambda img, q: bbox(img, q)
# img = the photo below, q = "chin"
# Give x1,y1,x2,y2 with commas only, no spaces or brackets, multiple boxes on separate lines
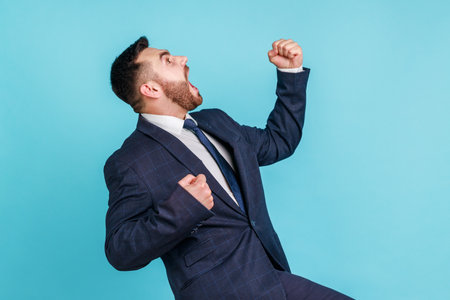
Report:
195,95,203,107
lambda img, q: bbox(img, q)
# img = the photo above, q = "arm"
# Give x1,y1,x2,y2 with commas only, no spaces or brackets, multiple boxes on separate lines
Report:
240,67,310,166
240,39,310,166
104,157,214,271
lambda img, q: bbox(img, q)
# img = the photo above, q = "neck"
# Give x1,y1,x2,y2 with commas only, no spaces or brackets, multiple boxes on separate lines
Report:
141,103,187,120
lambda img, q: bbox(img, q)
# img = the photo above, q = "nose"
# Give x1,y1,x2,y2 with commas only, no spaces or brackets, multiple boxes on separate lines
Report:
178,56,188,67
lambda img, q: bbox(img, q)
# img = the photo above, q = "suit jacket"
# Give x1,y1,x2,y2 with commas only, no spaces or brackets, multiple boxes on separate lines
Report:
104,68,311,299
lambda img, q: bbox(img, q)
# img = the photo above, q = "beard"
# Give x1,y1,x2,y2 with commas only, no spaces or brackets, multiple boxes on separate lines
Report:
157,78,203,111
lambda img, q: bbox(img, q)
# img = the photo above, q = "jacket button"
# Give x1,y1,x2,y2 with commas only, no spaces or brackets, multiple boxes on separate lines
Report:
251,220,256,227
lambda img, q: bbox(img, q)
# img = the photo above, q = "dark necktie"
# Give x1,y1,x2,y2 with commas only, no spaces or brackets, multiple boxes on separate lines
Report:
183,118,246,214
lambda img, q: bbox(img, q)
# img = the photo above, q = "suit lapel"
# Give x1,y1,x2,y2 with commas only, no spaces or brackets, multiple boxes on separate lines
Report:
195,118,253,217
136,114,246,217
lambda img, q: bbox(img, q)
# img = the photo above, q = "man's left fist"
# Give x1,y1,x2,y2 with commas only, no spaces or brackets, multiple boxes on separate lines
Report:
268,39,303,69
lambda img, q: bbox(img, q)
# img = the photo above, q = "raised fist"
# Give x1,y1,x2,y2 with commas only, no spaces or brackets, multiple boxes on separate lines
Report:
268,38,303,69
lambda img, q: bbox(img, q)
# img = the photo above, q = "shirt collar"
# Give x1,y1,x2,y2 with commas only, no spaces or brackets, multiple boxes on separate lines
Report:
140,112,198,135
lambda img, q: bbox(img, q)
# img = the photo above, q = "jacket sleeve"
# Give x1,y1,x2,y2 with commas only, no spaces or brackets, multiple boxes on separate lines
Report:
103,156,215,271
238,68,310,166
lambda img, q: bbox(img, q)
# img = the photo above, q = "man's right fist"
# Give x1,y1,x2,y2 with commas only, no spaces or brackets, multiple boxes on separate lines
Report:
178,174,214,210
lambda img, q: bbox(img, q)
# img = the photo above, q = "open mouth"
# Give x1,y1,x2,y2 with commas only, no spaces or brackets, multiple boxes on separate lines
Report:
189,81,198,91
186,67,198,91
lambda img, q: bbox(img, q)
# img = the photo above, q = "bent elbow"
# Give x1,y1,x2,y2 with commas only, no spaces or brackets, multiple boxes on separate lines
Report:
288,126,303,155
276,126,304,161
104,236,153,271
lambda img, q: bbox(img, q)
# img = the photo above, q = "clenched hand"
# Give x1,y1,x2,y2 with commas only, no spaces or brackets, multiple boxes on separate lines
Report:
178,174,214,210
268,38,303,69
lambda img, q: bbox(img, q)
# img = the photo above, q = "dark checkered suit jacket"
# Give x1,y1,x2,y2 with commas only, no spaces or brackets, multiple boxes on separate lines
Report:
104,68,310,299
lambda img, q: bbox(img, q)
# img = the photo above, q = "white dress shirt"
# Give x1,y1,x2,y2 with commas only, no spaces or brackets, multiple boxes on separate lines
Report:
141,66,304,207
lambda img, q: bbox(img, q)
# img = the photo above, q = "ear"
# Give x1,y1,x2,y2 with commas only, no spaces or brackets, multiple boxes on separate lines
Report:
139,81,162,99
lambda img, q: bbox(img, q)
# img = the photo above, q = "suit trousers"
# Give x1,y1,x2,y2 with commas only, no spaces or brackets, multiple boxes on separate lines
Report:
276,270,354,300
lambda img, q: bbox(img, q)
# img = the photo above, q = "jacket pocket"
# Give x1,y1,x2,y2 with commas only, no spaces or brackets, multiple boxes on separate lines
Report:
184,238,215,267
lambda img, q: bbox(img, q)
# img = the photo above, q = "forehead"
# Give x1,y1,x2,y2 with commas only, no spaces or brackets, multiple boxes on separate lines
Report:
136,47,168,64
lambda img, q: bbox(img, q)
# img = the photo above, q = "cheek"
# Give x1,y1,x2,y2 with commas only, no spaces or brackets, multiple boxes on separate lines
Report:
161,69,179,81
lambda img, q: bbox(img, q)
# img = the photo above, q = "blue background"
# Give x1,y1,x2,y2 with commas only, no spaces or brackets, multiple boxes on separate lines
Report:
1,0,449,299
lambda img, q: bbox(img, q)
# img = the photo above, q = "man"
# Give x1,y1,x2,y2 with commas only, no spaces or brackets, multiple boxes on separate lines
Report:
104,36,353,299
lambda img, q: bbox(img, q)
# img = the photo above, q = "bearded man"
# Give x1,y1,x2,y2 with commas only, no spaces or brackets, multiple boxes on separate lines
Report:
103,36,353,300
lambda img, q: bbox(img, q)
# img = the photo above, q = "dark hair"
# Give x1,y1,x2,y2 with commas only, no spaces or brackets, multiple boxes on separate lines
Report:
110,36,150,112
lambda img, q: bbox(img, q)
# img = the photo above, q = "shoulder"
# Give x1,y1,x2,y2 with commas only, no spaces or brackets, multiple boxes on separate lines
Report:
191,108,241,127
103,129,159,176
190,107,224,118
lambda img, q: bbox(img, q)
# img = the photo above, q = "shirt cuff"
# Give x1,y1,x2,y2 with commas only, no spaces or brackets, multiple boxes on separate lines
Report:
277,65,304,73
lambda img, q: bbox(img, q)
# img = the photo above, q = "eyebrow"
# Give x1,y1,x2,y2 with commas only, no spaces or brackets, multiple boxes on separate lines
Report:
159,50,170,61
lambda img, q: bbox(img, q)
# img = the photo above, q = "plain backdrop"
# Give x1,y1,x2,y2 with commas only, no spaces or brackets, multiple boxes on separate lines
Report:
1,0,449,299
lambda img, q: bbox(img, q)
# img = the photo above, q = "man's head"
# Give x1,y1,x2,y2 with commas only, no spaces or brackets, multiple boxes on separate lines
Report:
110,36,202,116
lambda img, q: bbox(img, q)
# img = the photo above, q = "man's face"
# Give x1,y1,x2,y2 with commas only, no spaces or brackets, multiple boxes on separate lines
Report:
137,47,203,111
